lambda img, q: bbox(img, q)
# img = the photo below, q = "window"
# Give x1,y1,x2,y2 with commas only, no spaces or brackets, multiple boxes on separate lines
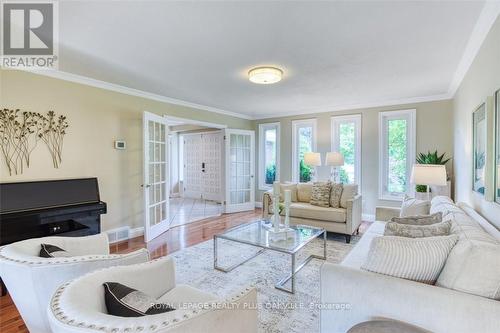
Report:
258,123,280,190
292,119,317,183
331,115,362,186
379,110,416,200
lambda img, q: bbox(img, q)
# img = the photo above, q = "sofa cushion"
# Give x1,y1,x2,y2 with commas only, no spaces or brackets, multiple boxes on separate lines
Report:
340,184,358,208
446,212,498,244
280,183,298,202
310,182,331,207
329,183,343,208
287,202,346,222
384,220,451,238
400,196,430,217
342,222,386,269
437,240,500,300
430,199,464,218
297,183,313,202
361,235,458,284
391,212,442,225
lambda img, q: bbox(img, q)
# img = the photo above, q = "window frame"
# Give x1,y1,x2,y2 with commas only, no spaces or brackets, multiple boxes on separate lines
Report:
258,122,281,190
292,119,317,183
331,114,362,188
378,109,416,201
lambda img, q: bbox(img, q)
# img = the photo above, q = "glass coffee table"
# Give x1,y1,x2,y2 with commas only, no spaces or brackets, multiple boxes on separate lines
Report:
214,220,326,294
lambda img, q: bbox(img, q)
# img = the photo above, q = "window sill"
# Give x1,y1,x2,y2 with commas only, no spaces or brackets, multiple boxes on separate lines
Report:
379,194,404,202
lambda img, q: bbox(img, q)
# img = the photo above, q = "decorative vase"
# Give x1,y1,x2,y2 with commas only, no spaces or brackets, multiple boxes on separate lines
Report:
272,182,280,232
284,189,291,228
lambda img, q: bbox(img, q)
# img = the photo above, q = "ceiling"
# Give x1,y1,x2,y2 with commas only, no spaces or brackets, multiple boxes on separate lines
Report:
56,1,489,119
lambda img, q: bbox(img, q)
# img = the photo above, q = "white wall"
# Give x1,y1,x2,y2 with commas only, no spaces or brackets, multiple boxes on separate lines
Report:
453,16,500,228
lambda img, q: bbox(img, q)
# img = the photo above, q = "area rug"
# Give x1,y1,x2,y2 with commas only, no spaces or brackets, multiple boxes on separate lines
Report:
170,234,359,333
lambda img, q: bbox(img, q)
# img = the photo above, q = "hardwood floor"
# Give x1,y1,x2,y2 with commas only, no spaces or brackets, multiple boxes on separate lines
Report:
0,209,370,333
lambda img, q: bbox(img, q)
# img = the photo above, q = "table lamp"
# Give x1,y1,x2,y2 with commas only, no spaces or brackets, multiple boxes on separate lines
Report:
304,152,321,182
410,164,447,200
325,152,345,183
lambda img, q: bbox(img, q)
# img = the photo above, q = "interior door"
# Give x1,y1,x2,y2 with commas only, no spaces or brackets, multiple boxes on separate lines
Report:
201,132,222,202
225,129,255,213
183,134,203,199
143,112,170,242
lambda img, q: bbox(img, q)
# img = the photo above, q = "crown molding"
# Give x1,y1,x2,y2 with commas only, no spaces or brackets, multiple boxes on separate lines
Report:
253,93,452,120
448,1,500,96
24,69,254,120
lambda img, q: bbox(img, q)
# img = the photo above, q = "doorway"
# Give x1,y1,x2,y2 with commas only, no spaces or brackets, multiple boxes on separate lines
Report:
167,117,224,226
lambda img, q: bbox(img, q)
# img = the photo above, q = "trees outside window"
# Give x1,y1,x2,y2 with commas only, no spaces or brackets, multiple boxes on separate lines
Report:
258,123,280,190
292,119,317,183
332,115,361,186
379,110,416,200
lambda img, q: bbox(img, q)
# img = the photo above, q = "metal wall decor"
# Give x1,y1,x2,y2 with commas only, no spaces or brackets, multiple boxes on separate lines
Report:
0,109,69,175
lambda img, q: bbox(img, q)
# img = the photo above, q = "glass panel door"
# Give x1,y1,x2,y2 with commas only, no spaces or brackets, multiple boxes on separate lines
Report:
143,112,169,242
225,129,255,213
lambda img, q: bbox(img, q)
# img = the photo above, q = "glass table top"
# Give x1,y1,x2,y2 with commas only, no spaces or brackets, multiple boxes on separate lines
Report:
216,220,325,254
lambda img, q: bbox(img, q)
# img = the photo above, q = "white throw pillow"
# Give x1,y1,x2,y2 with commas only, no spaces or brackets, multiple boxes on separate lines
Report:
437,240,500,300
400,196,430,217
361,235,458,284
297,183,313,202
279,183,298,202
340,184,358,208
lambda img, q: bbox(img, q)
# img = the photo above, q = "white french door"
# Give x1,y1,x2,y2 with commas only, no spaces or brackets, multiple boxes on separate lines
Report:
182,132,222,201
225,129,255,213
143,112,170,242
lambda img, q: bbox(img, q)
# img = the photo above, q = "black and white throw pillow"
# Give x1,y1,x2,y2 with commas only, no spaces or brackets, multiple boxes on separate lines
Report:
103,282,175,317
40,244,71,258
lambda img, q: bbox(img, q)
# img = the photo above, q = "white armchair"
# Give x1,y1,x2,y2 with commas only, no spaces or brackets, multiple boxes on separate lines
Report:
48,256,258,333
0,233,149,333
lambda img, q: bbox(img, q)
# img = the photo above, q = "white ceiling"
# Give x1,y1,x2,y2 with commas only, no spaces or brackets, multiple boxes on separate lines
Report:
56,1,489,119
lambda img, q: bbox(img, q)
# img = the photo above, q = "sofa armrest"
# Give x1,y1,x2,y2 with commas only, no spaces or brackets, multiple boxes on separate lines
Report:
375,206,400,221
346,194,362,234
320,263,500,333
262,190,274,219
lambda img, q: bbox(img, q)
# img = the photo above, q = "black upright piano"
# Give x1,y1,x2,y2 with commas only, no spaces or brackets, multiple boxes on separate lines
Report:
0,178,107,246
0,178,107,295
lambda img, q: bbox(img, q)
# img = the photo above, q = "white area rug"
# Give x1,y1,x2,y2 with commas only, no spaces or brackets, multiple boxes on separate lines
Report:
170,234,358,333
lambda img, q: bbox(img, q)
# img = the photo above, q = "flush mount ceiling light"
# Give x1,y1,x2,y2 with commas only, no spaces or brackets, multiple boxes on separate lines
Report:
248,66,283,84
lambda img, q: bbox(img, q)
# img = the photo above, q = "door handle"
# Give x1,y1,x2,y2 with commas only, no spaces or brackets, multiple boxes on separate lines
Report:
141,184,151,188
202,162,206,172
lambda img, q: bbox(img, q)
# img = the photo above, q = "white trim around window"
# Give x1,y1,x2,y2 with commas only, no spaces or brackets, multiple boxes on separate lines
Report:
292,119,317,183
258,122,280,190
331,114,362,188
378,109,416,201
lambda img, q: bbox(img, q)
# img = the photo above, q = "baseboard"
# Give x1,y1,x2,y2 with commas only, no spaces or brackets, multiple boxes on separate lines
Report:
129,227,144,239
254,202,263,208
362,214,375,222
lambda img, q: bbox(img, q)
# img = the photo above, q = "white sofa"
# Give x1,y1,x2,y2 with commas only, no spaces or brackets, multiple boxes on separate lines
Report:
320,197,500,333
48,257,258,333
263,182,362,243
0,233,149,333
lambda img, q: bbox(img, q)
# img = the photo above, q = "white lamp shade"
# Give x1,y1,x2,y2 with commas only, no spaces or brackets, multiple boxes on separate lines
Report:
304,152,322,167
325,152,344,167
410,164,447,186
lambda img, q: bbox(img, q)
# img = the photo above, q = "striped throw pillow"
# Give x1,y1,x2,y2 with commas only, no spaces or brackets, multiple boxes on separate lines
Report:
361,235,458,284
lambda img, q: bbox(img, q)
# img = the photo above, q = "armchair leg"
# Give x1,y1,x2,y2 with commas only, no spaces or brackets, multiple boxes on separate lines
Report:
345,235,351,244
